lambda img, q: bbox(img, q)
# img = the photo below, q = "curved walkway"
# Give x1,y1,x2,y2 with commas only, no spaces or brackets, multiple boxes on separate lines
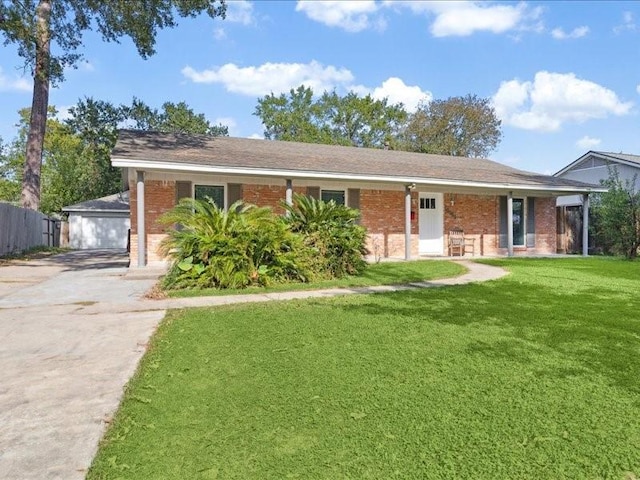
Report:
116,259,509,313
0,254,506,480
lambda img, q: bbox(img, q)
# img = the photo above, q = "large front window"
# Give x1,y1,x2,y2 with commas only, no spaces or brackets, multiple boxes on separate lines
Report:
321,189,345,205
195,185,224,208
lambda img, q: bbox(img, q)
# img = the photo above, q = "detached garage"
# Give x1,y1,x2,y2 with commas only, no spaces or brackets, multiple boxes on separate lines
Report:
62,192,130,249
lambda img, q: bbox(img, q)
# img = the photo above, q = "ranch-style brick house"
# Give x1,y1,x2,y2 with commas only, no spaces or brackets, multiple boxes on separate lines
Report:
111,130,604,267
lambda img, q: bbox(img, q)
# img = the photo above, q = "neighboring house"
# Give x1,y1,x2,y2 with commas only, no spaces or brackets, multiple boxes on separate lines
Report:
555,151,640,253
111,130,603,267
62,191,130,249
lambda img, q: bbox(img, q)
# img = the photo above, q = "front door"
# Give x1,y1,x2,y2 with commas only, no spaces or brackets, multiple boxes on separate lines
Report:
419,193,443,255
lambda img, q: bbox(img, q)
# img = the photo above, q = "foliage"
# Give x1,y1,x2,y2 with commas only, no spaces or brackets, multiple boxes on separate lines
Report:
401,94,502,158
283,193,367,278
0,0,227,209
89,258,640,479
159,198,313,289
167,259,466,298
591,167,640,259
124,98,229,136
0,97,229,214
255,85,407,148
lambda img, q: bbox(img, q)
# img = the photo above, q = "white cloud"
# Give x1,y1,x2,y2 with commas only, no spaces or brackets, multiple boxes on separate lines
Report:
54,105,72,122
614,11,637,34
356,77,431,112
248,133,263,139
0,67,31,92
213,27,226,40
551,26,589,40
492,71,633,132
182,61,354,96
226,0,256,25
576,135,601,149
295,1,382,32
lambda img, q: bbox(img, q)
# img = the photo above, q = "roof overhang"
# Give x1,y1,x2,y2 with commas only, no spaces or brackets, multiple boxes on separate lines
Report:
555,150,640,176
113,158,607,195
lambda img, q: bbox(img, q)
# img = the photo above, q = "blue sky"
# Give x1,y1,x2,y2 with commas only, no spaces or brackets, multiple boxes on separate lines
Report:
1,0,639,174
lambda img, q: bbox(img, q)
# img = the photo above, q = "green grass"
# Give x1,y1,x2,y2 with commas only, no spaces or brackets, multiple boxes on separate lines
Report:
89,257,640,479
166,259,466,297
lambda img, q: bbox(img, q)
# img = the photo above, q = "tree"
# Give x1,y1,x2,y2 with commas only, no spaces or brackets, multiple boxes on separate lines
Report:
591,168,640,259
125,98,229,136
255,86,328,144
0,0,227,211
317,91,407,148
402,94,502,158
254,85,408,148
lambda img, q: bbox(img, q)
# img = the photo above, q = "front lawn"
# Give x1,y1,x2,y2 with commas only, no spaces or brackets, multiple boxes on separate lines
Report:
167,259,466,297
89,257,640,479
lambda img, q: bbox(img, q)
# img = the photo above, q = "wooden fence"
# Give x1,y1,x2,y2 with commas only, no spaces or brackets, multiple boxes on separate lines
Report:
0,203,60,256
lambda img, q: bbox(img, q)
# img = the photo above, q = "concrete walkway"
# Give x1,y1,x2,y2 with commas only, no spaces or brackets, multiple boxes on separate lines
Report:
0,252,507,480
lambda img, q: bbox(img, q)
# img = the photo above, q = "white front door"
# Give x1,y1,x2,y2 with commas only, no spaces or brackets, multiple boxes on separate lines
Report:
419,193,444,255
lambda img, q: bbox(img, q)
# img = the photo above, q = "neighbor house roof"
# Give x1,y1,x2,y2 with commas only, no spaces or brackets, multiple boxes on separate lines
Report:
112,130,603,194
555,150,640,176
62,191,130,213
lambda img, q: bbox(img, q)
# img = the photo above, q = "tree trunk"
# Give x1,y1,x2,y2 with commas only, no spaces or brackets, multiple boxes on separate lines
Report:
21,0,52,211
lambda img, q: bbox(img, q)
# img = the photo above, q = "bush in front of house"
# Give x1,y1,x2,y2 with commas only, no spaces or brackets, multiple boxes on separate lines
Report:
159,198,315,289
283,194,368,278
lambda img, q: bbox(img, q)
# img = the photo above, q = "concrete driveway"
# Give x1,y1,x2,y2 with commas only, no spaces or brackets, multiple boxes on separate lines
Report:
0,250,165,480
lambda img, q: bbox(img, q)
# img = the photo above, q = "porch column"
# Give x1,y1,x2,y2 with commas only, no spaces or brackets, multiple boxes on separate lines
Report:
405,185,412,260
285,179,293,214
136,170,146,267
507,191,514,257
582,193,590,257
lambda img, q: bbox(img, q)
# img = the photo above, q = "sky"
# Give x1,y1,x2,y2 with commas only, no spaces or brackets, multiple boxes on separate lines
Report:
0,0,639,175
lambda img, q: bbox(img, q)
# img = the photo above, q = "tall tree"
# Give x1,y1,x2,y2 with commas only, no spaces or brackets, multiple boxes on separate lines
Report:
402,94,502,158
317,91,407,148
255,86,327,144
0,0,227,211
254,85,408,149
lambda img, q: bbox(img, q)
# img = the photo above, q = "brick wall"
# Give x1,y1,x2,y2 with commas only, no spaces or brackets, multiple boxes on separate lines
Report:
359,189,418,257
533,197,557,254
242,184,287,214
444,193,500,256
129,180,176,235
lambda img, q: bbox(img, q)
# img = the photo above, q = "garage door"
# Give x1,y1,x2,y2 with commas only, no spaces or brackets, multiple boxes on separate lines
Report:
70,214,130,249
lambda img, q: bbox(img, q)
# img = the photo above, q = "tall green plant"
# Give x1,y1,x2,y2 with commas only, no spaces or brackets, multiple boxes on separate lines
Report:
591,168,640,259
159,198,312,289
283,194,367,277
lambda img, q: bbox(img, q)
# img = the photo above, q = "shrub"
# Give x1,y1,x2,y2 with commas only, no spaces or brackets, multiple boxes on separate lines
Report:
159,198,314,289
591,168,640,259
283,194,367,278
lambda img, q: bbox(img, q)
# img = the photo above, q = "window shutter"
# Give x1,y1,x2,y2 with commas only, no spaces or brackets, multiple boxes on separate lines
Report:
527,198,536,247
307,186,320,199
228,183,243,210
347,188,361,224
347,188,360,210
175,181,192,204
499,196,508,248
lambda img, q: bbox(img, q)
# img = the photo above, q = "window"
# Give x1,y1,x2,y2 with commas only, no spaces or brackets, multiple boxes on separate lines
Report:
420,197,436,209
321,189,345,205
499,196,536,248
194,185,224,208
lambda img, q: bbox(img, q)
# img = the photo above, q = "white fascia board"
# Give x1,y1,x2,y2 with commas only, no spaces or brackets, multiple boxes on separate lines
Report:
112,158,606,194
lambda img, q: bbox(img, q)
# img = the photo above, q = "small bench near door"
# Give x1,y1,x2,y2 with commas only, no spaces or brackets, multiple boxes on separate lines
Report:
448,230,475,256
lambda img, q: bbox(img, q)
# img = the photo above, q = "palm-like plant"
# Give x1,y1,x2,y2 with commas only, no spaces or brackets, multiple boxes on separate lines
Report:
283,194,367,277
159,198,312,289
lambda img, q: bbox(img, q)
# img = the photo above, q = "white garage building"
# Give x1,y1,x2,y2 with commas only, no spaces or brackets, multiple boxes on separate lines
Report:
63,192,130,249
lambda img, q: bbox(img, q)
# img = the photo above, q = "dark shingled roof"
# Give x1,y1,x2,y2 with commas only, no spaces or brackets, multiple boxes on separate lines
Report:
62,191,129,213
112,130,600,191
592,151,640,166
